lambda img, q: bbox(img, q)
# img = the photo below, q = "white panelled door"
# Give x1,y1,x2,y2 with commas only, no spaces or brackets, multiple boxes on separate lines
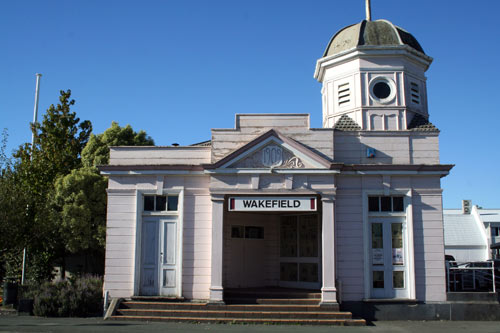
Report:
140,216,180,296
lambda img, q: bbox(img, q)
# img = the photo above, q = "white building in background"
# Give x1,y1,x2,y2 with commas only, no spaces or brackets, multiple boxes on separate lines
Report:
444,201,500,263
100,17,453,310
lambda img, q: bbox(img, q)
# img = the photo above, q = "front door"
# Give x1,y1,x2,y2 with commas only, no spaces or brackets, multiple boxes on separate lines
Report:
140,216,180,296
370,217,409,298
279,215,321,289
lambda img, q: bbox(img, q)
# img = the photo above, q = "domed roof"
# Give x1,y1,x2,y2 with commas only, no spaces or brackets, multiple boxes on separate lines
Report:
323,19,425,57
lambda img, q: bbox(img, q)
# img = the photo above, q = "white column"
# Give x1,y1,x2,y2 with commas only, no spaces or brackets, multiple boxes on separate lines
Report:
321,195,337,305
209,194,225,303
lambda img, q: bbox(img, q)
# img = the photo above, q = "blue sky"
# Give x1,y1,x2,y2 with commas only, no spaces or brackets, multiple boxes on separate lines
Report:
1,0,499,209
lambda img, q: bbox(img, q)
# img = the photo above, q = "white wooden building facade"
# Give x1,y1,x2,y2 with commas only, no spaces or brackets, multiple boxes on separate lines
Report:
101,19,452,305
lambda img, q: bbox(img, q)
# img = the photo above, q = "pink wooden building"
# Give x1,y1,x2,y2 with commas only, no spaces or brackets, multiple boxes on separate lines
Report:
101,18,452,311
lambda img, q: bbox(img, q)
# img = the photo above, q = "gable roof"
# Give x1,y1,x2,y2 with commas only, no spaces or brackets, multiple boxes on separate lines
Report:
443,210,487,247
478,209,500,223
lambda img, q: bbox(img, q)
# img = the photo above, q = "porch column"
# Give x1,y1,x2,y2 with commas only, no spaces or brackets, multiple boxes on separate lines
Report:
209,194,225,303
321,195,337,305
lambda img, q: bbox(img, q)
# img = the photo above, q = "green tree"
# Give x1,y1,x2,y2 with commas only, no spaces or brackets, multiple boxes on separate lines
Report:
51,122,154,275
7,90,92,281
0,129,29,280
53,167,107,273
82,121,153,167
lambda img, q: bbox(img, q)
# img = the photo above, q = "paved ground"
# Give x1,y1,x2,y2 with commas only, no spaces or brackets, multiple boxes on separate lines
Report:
0,316,500,333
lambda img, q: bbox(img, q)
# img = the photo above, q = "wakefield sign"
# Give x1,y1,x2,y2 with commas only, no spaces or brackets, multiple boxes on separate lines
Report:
229,197,317,212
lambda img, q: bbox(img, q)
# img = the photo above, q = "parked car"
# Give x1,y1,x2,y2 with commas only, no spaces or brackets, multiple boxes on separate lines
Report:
462,261,499,291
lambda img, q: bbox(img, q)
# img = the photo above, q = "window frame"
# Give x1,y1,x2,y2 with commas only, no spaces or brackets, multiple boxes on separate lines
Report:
143,194,180,214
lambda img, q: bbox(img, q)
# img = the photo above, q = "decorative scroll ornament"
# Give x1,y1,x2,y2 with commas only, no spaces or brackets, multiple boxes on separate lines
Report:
284,156,304,169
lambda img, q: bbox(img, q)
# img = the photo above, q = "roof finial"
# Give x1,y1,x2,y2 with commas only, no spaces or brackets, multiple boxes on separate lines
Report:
365,0,372,21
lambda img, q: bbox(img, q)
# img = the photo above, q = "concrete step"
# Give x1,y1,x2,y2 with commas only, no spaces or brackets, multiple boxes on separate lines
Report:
116,308,352,319
120,301,337,312
130,296,184,302
224,289,321,300
226,298,320,305
109,315,366,326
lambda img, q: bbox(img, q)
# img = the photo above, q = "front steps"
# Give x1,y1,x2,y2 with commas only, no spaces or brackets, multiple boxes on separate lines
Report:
108,288,365,325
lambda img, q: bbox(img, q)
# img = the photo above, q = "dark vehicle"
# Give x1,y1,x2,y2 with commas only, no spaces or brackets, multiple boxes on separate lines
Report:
445,255,457,267
462,261,499,291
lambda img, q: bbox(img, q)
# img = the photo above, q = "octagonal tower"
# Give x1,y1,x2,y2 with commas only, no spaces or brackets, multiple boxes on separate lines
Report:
314,19,433,131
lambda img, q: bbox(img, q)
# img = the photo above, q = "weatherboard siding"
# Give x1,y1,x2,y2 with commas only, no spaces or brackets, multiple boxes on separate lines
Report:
335,187,365,301
334,175,446,302
103,175,213,299
412,188,446,302
333,132,439,164
104,190,137,298
109,146,211,165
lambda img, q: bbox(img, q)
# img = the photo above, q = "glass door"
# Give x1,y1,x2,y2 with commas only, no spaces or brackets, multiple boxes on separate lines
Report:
370,217,408,298
279,215,320,289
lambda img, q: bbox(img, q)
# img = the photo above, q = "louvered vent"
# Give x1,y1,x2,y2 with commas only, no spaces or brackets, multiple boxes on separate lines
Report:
338,83,350,107
410,82,420,105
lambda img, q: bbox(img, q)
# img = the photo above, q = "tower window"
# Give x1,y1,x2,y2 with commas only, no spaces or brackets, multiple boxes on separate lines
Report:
369,77,396,104
410,82,420,105
338,83,350,107
373,82,391,99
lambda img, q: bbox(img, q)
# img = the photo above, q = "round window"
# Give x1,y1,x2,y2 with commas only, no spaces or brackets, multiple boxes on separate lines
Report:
373,82,391,99
369,77,396,104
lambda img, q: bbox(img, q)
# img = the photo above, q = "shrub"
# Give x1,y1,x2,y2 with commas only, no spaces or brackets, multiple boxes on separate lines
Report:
33,280,67,317
33,275,102,317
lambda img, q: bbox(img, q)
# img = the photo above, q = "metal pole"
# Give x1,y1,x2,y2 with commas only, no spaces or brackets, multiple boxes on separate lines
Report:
492,261,496,293
30,73,42,150
365,0,372,21
21,73,42,286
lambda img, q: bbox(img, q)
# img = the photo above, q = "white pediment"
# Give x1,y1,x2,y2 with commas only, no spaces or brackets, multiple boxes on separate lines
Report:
220,135,325,169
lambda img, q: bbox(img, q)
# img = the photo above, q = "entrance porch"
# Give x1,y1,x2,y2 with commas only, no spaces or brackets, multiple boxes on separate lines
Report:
210,194,337,305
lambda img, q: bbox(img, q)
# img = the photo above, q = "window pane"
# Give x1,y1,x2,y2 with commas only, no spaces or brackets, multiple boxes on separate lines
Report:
167,196,178,211
393,271,404,288
373,271,384,288
368,196,380,212
372,223,383,249
393,197,404,212
280,217,297,257
373,81,391,99
156,195,167,211
391,223,403,248
231,225,244,238
299,215,318,257
280,263,298,282
144,196,155,211
381,196,391,211
392,223,404,265
245,226,264,239
299,263,318,282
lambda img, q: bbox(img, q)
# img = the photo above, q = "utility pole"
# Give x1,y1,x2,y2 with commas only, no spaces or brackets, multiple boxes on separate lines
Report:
21,73,42,285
